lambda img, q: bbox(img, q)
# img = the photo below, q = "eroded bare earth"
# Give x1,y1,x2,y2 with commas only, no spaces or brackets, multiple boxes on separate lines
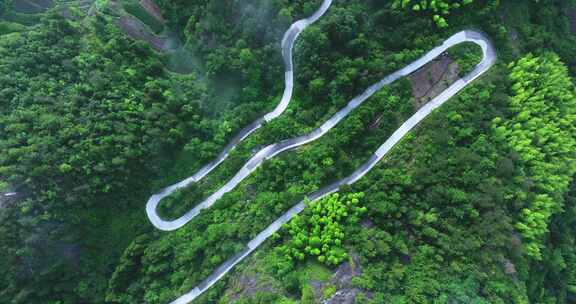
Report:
139,0,165,24
115,15,169,52
409,54,459,110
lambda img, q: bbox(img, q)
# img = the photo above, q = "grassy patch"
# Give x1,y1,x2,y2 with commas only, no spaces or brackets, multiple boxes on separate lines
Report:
295,261,333,283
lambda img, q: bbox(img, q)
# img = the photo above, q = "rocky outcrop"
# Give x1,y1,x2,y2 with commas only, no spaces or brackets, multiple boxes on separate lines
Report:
322,254,372,304
139,0,165,24
115,15,171,52
324,289,362,304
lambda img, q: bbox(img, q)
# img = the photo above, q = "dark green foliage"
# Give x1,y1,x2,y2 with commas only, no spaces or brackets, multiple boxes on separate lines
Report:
0,20,26,34
0,0,11,16
501,0,576,76
447,42,483,76
0,12,211,303
0,0,575,303
104,77,414,303
102,0,576,302
527,180,576,303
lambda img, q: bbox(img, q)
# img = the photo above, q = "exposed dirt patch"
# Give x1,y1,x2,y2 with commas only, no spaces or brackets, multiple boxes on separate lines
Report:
112,1,186,59
115,15,170,52
570,9,576,34
409,54,459,110
139,0,165,24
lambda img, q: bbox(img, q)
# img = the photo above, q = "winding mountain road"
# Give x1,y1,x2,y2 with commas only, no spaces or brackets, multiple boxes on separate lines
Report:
145,0,332,231
143,1,497,303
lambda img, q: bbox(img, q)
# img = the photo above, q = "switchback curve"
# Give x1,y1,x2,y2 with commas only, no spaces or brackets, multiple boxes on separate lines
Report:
146,0,333,231
166,29,496,304
147,29,496,232
143,2,497,303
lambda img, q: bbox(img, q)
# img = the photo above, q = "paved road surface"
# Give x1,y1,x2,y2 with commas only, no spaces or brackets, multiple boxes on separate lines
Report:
146,0,334,231
143,1,497,303
147,29,496,232
167,29,496,304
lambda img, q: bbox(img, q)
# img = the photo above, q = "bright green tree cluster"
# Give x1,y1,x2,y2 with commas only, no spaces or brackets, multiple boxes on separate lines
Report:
392,0,477,27
278,193,367,266
493,53,576,259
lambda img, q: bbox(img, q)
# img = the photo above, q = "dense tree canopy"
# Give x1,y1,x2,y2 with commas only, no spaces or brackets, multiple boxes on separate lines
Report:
391,0,498,27
277,193,367,267
0,0,575,303
493,53,576,259
0,11,211,303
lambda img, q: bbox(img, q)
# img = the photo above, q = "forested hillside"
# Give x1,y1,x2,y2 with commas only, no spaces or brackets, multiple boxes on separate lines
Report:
0,0,575,303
